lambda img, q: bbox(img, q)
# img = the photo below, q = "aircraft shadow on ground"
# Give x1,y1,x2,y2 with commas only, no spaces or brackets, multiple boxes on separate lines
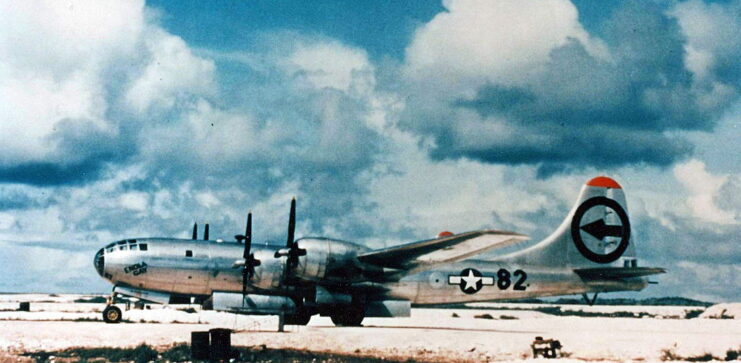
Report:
325,325,544,334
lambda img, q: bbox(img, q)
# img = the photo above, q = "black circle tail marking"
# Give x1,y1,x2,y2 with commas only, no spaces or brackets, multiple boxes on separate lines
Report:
570,196,630,263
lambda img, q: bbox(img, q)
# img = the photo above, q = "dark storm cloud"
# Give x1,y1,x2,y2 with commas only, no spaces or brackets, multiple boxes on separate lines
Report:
0,190,38,211
636,215,740,265
411,1,739,175
634,214,740,301
714,174,741,217
0,161,104,186
0,118,134,186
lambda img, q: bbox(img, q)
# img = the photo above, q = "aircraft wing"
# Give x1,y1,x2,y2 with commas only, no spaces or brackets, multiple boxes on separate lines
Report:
357,230,528,272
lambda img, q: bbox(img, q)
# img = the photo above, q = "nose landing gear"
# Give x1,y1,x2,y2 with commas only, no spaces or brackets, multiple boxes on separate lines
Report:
102,305,122,323
102,292,123,323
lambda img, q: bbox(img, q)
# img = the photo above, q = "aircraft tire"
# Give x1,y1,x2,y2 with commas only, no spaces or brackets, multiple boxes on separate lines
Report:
330,305,364,326
102,305,122,323
285,311,312,325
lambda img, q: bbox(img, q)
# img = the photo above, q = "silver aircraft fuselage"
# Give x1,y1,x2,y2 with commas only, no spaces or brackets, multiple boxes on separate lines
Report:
94,237,645,305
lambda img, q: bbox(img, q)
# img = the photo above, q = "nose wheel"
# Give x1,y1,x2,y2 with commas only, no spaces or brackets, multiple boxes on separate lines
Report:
102,305,122,323
102,291,123,323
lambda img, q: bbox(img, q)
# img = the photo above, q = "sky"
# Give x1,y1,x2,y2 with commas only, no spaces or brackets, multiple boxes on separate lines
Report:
0,0,738,302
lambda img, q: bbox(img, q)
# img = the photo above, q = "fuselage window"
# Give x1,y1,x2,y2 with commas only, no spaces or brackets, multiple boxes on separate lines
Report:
185,250,193,257
139,244,148,251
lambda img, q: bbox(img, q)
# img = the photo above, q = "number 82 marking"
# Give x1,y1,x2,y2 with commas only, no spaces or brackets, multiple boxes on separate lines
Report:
496,269,528,291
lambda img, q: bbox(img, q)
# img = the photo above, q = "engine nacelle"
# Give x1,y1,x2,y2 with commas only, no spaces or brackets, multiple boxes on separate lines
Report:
248,249,284,291
292,238,370,283
211,292,296,314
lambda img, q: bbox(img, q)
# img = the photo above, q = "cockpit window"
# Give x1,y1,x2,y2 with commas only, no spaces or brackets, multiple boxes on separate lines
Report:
130,245,138,251
127,239,136,244
139,243,148,251
117,240,126,245
106,247,114,253
106,242,115,249
119,245,127,251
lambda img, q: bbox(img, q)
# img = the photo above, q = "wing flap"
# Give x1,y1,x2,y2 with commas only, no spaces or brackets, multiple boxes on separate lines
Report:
357,230,528,270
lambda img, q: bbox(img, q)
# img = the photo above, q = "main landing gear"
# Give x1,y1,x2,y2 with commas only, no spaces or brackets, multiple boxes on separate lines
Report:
285,309,312,326
330,304,365,326
102,292,122,323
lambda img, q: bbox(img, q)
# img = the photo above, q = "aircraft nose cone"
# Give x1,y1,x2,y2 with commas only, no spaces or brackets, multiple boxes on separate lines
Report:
94,248,105,278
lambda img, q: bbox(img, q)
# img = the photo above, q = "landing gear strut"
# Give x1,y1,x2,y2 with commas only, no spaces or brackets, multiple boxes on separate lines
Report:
582,292,599,306
103,292,122,323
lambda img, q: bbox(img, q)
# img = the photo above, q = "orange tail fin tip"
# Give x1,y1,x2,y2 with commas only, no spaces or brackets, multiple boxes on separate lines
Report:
586,176,622,189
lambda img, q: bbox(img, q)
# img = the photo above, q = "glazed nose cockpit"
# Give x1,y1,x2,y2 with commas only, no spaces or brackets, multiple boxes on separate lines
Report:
94,248,105,277
93,239,150,280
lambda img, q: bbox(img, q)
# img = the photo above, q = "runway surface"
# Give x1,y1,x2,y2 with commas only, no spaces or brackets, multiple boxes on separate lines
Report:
0,295,739,362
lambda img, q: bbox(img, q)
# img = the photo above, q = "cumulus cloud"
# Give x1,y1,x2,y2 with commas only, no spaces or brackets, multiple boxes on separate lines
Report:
284,41,375,93
0,0,214,185
671,0,741,84
404,0,604,93
125,28,216,112
400,0,741,175
673,159,739,224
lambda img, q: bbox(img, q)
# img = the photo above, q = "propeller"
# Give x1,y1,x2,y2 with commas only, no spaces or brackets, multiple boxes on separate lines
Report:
192,223,198,240
204,223,209,241
274,198,306,284
235,213,260,300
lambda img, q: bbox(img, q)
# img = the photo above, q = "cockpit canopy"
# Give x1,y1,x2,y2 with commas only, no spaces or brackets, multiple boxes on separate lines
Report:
104,239,148,253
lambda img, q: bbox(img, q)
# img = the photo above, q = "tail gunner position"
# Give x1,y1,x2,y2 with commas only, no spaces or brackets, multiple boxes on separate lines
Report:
94,177,664,325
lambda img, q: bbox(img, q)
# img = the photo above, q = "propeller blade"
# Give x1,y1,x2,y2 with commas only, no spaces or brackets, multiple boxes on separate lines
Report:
192,223,198,240
286,198,296,248
243,213,252,259
242,267,248,304
246,212,252,246
241,212,259,305
204,223,209,241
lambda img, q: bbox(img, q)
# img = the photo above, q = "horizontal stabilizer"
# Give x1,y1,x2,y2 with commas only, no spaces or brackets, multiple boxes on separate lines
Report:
574,267,666,280
358,230,529,271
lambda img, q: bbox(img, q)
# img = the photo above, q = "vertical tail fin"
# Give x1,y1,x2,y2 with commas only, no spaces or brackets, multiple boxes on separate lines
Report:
505,176,636,268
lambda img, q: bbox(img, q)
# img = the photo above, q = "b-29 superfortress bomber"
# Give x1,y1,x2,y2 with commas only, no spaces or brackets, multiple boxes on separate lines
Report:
93,176,664,326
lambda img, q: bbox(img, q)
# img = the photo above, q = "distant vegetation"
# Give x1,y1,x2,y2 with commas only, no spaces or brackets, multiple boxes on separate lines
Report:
73,296,107,303
427,296,714,309
498,296,714,307
529,307,656,318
